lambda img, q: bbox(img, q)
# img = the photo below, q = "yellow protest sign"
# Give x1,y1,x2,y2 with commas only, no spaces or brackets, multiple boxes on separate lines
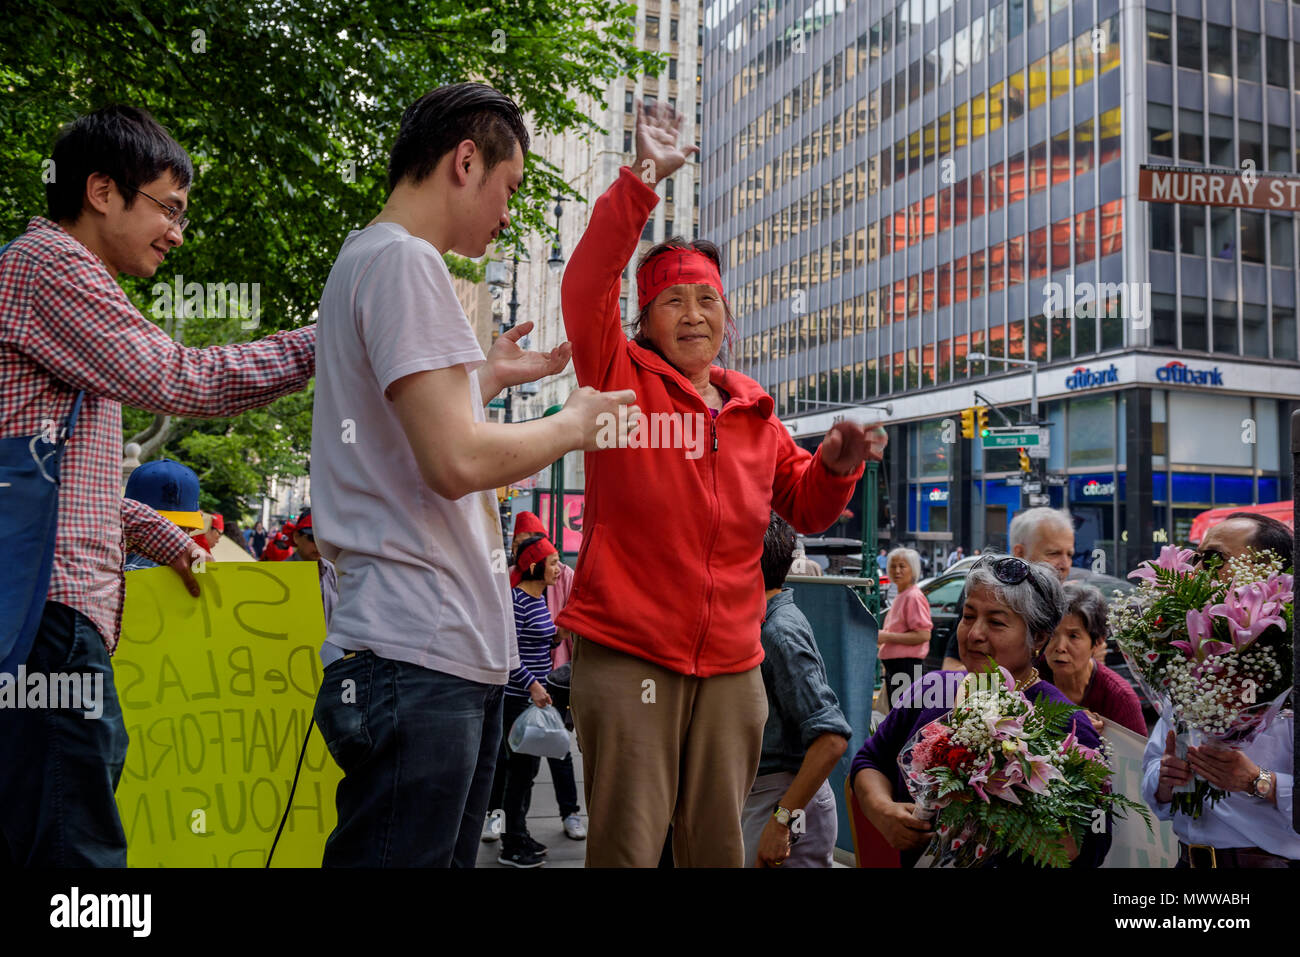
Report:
114,562,342,867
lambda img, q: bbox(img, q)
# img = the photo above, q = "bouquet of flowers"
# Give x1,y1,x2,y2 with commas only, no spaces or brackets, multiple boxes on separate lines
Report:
1112,545,1294,818
898,665,1149,868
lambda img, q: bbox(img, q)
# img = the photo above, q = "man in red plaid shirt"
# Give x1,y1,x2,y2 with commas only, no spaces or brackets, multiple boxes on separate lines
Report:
0,106,314,866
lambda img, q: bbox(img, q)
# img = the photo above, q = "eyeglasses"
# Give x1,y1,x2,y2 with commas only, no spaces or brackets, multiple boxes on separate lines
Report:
1190,548,1227,568
124,186,189,233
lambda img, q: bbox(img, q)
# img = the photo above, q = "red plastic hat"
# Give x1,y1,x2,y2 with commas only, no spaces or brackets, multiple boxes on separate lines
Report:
512,511,548,538
635,247,725,311
511,535,557,589
210,513,225,533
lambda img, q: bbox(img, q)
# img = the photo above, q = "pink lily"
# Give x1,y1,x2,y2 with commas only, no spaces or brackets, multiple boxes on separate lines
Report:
1171,608,1234,660
1128,545,1197,581
1208,584,1287,651
1258,573,1293,606
1021,753,1065,793
967,757,995,804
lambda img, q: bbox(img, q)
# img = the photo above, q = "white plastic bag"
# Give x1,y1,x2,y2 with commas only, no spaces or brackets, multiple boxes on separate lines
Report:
507,704,571,759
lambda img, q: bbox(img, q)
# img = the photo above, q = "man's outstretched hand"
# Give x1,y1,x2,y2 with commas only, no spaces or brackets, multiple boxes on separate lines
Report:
820,421,888,476
633,99,699,188
480,320,573,403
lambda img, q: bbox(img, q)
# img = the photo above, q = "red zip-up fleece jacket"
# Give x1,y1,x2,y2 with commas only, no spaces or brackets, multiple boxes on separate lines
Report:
556,166,864,677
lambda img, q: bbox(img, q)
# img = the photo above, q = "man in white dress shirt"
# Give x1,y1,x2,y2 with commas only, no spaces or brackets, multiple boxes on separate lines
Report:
1141,513,1298,868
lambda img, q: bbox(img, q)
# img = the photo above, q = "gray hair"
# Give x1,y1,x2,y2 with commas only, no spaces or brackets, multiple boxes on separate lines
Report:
964,555,1067,651
1008,507,1074,551
1060,581,1109,647
886,547,921,585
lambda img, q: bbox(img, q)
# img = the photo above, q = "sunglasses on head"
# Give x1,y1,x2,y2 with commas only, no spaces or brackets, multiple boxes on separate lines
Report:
1190,548,1226,567
983,555,1051,601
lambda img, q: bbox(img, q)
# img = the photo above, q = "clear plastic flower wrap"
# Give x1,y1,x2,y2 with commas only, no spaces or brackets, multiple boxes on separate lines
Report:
895,665,1149,867
1113,546,1294,817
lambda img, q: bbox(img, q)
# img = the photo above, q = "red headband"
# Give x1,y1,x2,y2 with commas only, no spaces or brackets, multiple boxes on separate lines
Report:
511,537,557,588
636,248,726,311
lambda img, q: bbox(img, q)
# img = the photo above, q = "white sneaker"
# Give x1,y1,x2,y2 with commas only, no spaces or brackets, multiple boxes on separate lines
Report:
562,813,587,840
481,808,505,843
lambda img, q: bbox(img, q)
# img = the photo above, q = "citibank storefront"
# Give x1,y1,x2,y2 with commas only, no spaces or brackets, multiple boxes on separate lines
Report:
789,351,1300,577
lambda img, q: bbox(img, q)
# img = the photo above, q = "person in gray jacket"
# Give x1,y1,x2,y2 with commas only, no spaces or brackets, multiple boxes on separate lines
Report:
742,513,853,868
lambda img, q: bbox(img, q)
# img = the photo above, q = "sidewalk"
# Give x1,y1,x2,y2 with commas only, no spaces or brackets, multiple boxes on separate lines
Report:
476,732,852,868
477,731,588,868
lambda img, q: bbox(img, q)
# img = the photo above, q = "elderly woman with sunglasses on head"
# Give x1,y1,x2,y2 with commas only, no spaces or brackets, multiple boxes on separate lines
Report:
850,553,1111,867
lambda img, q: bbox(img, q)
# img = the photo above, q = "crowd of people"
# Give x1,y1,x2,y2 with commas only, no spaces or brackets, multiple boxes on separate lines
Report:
1,80,1293,871
860,506,1297,868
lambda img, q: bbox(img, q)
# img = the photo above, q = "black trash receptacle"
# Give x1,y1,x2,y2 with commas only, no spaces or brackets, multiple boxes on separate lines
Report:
547,662,573,730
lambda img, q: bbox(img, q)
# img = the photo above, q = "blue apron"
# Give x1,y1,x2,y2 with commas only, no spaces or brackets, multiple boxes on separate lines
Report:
0,239,87,674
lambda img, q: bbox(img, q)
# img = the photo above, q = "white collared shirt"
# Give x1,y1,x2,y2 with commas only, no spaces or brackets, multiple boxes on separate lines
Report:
1141,712,1298,859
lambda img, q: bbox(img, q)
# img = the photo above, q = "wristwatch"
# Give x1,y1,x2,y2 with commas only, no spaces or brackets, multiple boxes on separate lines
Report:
1247,768,1275,800
772,804,794,828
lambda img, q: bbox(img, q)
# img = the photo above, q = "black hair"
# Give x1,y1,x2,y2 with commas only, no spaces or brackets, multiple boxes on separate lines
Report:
387,83,529,191
761,512,798,590
46,105,193,223
1221,512,1294,570
631,238,739,364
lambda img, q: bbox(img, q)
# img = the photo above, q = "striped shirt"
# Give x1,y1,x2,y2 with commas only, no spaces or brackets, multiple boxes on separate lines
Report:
508,588,555,698
0,217,315,651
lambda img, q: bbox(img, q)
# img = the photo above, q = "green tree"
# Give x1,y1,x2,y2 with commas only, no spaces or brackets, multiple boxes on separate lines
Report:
3,0,660,527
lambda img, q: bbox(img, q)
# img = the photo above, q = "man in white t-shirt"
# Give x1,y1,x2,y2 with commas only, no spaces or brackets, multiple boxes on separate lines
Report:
310,83,637,867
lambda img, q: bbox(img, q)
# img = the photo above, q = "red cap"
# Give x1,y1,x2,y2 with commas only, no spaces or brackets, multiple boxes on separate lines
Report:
210,513,225,533
512,511,547,538
635,247,726,311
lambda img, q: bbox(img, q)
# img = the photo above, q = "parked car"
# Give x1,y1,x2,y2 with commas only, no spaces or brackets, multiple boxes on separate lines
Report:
917,554,979,589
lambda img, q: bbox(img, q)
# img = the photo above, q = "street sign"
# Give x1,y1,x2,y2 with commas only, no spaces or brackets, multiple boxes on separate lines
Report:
982,431,1040,448
1028,445,1050,459
1005,475,1024,486
1028,493,1051,506
1045,474,1068,486
487,397,506,410
1023,481,1043,494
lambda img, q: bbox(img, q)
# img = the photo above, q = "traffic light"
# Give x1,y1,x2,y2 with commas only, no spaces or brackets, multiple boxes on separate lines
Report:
976,407,990,437
960,407,976,439
1018,447,1032,472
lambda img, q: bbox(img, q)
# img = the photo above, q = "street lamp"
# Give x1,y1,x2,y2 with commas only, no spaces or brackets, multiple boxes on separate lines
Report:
547,197,565,275
967,352,1039,422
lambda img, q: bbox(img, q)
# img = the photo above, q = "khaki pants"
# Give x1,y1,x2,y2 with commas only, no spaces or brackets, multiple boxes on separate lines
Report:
570,637,768,867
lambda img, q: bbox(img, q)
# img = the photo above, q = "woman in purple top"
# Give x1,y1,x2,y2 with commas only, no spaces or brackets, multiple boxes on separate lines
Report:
1039,582,1147,737
850,554,1111,868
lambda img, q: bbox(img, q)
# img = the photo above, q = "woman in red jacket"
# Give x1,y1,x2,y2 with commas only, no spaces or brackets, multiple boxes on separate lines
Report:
560,101,887,866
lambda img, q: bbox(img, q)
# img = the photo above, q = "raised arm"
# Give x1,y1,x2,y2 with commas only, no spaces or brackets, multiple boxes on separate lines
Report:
561,101,696,387
771,419,887,534
17,244,313,417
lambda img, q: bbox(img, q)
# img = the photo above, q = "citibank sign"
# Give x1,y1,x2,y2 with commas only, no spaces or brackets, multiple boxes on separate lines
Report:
928,487,949,502
1081,479,1116,497
1065,364,1119,390
1155,360,1224,387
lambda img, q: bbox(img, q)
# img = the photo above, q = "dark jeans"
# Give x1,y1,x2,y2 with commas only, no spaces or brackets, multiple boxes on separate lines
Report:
313,650,503,867
0,601,130,867
488,697,580,827
490,694,542,846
